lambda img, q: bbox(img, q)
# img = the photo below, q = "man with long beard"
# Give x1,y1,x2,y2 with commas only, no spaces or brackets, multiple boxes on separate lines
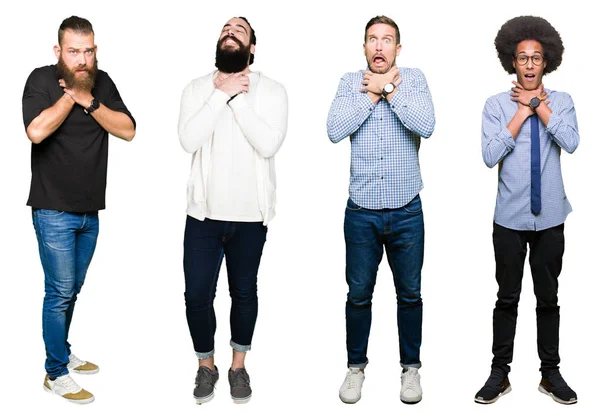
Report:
22,16,135,404
327,15,435,404
178,17,288,404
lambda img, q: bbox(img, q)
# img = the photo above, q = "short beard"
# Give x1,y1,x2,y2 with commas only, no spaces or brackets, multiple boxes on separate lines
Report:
215,36,251,73
57,56,98,91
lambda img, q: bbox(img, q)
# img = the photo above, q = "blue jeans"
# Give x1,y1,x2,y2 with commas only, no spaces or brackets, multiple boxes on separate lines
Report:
183,217,267,359
344,195,424,368
32,209,99,379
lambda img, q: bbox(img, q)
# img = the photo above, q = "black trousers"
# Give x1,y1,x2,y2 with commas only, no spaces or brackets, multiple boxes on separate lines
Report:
491,222,564,375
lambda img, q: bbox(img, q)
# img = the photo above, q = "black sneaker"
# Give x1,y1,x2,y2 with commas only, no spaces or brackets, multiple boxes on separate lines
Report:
228,367,252,404
539,370,577,405
194,366,219,404
474,369,511,404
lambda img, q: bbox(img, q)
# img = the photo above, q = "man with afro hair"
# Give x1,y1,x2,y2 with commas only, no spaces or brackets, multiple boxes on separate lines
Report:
475,16,579,405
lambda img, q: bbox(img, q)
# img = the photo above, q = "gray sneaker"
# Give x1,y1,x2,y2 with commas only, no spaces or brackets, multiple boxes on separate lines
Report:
194,366,219,404
228,368,252,404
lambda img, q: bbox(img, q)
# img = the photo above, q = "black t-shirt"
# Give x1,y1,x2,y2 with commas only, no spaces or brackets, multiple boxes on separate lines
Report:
22,65,136,212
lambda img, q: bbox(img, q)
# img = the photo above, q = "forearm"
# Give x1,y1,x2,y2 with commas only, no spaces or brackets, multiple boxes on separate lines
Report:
327,92,374,143
542,99,579,153
389,79,435,138
26,94,74,144
481,102,519,168
506,108,529,139
546,113,579,153
178,89,229,153
91,105,136,141
229,94,288,158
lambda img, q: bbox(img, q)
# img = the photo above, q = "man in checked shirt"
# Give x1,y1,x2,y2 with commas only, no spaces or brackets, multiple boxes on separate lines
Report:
327,15,435,405
475,16,579,405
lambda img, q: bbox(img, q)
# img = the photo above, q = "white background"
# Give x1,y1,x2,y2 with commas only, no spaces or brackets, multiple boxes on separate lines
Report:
0,0,597,419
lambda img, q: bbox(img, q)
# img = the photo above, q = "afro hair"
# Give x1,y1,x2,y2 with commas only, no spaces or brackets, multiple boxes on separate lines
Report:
494,16,564,75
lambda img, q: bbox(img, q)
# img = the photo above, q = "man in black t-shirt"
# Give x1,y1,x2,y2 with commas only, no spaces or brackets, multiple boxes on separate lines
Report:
22,16,135,404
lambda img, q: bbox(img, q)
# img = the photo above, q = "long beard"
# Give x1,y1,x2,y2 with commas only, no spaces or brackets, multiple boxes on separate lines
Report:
57,56,98,91
215,36,251,73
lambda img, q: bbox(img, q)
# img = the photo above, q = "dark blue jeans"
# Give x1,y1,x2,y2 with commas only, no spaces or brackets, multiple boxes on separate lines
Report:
32,209,99,379
183,216,267,359
344,195,424,368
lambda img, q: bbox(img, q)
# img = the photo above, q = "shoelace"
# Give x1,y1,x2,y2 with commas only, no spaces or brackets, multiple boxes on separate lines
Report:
403,369,419,390
69,354,84,366
196,368,216,385
346,370,361,389
231,369,250,387
57,375,80,393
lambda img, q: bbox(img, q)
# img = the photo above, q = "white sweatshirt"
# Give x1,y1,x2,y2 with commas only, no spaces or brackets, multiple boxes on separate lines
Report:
178,71,288,225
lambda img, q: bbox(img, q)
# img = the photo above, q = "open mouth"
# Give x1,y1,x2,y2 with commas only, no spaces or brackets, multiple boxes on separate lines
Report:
373,55,386,65
524,73,536,82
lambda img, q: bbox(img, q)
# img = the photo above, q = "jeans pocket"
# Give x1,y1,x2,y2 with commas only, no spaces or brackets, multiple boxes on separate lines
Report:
346,198,363,211
35,209,65,218
402,195,422,214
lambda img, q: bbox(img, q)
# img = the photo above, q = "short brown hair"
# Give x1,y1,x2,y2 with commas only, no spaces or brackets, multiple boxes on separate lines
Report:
58,16,94,46
364,16,400,44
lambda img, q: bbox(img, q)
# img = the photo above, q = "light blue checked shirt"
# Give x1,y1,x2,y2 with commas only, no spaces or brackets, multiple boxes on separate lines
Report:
482,89,579,231
327,68,435,210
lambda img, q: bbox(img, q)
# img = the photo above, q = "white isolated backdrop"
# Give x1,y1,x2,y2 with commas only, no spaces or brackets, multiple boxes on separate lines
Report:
0,0,596,419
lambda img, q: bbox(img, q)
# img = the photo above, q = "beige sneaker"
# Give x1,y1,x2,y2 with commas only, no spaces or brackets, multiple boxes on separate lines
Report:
68,354,99,375
43,374,95,404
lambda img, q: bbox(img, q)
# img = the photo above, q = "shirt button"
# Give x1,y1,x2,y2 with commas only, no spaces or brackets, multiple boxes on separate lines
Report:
381,176,384,179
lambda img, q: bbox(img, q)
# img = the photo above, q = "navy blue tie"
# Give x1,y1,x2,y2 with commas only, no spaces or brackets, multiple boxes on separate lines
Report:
530,114,541,215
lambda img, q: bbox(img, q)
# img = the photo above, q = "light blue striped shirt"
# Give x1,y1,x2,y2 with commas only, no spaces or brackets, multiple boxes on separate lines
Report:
327,68,435,210
482,89,579,231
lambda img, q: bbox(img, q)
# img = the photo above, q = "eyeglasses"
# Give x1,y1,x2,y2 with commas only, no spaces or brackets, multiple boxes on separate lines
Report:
514,54,544,66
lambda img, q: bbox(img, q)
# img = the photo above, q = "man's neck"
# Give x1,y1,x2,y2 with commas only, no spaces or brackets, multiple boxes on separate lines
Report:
218,66,251,76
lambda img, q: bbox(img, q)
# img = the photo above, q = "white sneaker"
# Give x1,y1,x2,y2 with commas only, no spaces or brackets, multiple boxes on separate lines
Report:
68,353,99,374
43,374,95,404
400,367,422,404
339,367,365,404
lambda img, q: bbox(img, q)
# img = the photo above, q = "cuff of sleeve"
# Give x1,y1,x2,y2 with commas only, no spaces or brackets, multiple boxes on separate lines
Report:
357,91,376,114
499,126,516,150
228,93,250,111
207,88,231,111
388,80,411,110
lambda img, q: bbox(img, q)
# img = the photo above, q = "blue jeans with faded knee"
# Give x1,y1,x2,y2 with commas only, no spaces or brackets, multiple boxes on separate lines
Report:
344,195,424,369
33,209,99,379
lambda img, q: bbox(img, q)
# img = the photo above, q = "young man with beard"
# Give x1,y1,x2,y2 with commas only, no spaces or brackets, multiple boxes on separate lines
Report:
327,15,435,405
475,16,579,405
22,16,135,404
178,17,287,404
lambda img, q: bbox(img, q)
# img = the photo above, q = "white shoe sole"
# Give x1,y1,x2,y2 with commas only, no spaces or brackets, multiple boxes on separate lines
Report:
538,385,577,405
232,395,251,404
474,385,512,404
69,367,99,375
43,384,95,404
